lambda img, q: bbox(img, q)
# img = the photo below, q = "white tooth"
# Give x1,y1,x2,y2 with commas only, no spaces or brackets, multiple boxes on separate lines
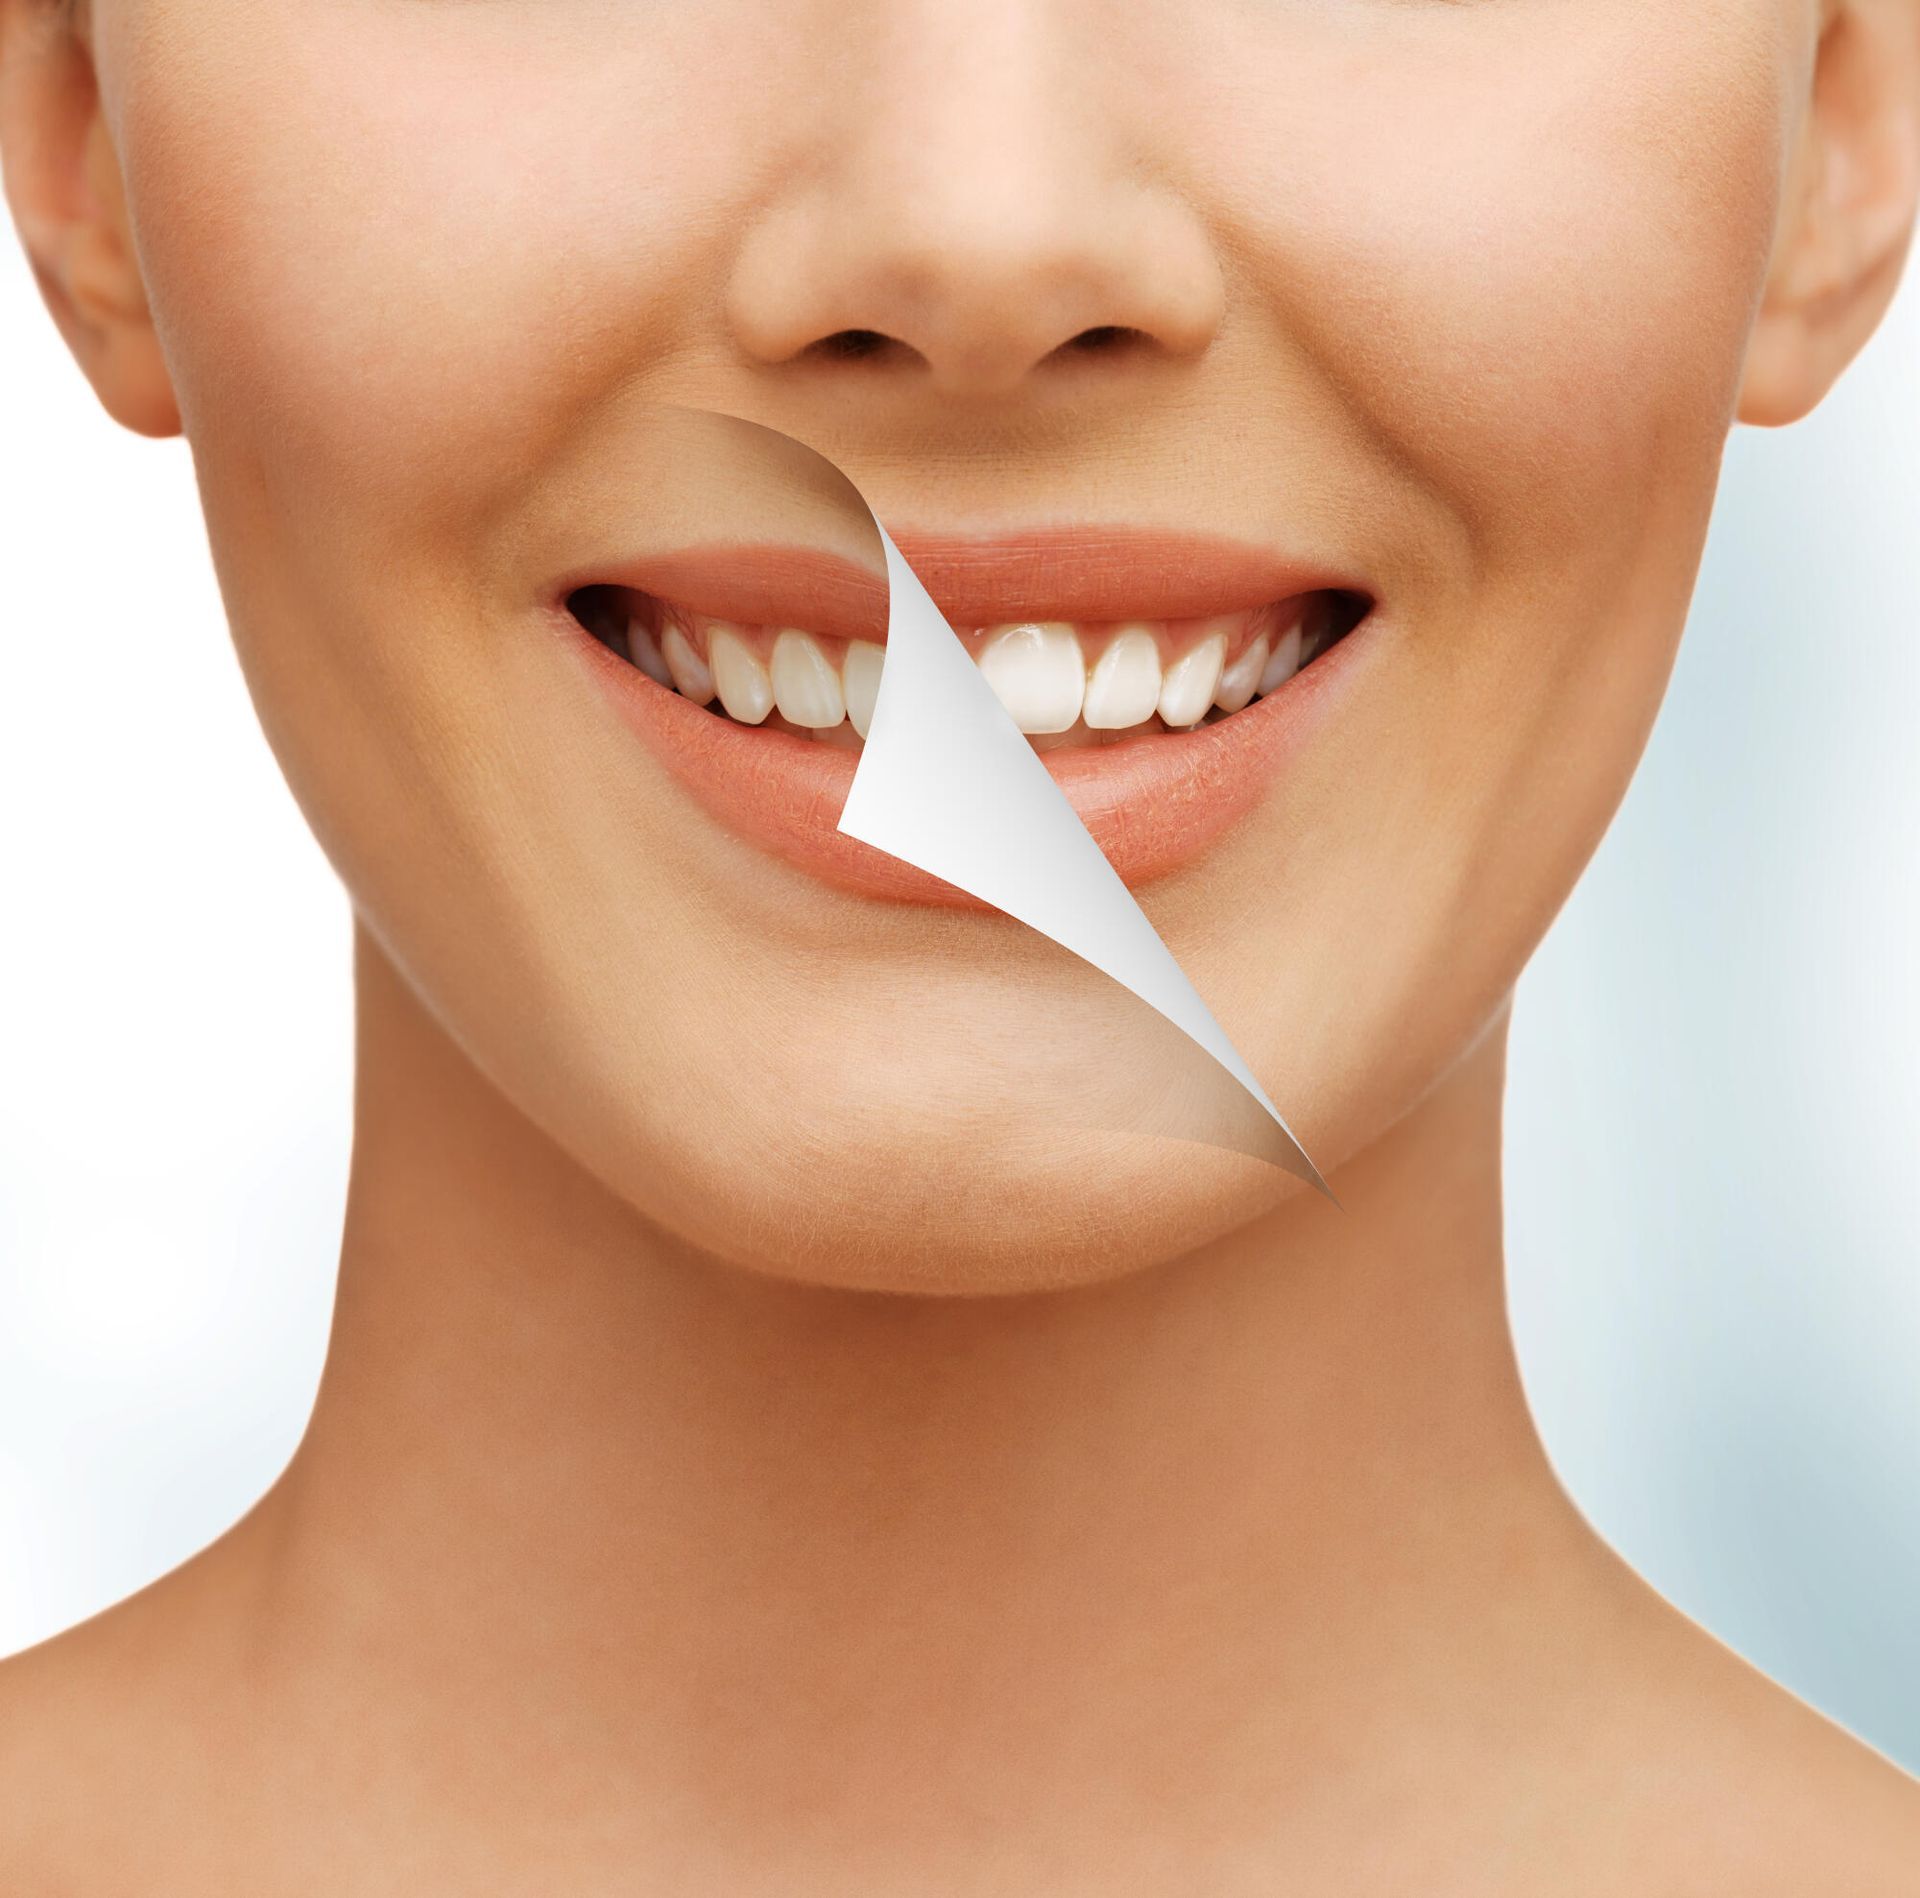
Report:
1083,625,1163,730
661,622,715,704
977,621,1085,734
1258,620,1303,696
708,625,774,725
628,617,674,688
1158,631,1227,729
1213,632,1269,714
769,628,845,729
842,640,884,740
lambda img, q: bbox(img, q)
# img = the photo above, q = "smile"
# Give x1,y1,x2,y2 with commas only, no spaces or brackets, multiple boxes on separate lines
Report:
568,591,1361,749
556,530,1375,903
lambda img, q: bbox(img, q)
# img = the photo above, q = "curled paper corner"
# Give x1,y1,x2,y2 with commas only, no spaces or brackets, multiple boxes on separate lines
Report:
836,519,1331,1197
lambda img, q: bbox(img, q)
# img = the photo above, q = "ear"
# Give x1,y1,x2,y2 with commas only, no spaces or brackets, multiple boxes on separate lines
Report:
1741,0,1920,426
0,0,180,437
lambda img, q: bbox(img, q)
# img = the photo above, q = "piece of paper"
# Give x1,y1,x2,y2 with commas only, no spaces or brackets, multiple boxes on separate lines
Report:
838,521,1327,1192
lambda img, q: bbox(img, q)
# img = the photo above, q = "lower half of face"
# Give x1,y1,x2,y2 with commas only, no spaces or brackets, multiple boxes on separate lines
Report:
113,0,1795,1291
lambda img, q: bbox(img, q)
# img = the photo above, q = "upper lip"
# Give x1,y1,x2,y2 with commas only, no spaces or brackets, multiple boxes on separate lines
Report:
558,526,1368,643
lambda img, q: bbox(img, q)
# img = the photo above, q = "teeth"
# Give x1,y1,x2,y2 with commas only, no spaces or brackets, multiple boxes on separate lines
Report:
1213,631,1268,714
1299,594,1339,667
708,625,774,725
628,617,674,689
769,628,845,729
1157,631,1227,730
661,622,715,705
842,640,884,740
1258,620,1303,696
621,601,1332,743
1083,625,1163,730
977,621,1086,734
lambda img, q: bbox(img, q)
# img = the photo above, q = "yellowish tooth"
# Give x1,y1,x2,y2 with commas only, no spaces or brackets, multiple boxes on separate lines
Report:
977,621,1085,734
842,640,884,739
1158,631,1227,729
1258,620,1303,696
769,628,845,729
1213,632,1269,714
708,625,774,725
661,622,714,704
1083,625,1163,730
628,617,674,688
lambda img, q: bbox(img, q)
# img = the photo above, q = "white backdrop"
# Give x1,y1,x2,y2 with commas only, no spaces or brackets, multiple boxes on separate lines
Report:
3,230,1917,1771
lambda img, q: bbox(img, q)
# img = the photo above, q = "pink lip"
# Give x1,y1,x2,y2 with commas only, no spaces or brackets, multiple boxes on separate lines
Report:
557,529,1373,906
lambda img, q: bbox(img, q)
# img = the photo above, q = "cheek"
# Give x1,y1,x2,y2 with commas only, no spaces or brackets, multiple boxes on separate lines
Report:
104,1,778,508
1192,5,1793,567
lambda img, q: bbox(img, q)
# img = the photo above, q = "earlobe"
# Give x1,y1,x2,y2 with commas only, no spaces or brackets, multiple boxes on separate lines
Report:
1738,0,1920,428
0,1,181,437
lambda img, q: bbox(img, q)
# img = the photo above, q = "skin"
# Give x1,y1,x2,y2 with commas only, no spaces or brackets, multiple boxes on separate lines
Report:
3,0,1920,1889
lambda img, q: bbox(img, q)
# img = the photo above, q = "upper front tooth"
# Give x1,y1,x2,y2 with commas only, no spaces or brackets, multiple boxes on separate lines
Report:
1158,631,1227,728
769,628,845,729
842,640,884,739
977,622,1085,734
1258,619,1303,695
661,621,715,704
1213,632,1269,714
708,625,774,725
1083,625,1163,730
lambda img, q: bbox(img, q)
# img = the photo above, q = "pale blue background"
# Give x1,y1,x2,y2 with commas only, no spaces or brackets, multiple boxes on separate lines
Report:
3,235,1916,1768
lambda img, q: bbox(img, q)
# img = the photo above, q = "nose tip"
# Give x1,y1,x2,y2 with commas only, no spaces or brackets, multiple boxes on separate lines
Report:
725,129,1225,398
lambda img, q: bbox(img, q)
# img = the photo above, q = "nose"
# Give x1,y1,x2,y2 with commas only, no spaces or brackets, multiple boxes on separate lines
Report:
724,4,1225,398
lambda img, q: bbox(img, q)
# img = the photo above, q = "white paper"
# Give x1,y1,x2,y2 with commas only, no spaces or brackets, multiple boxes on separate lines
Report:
837,522,1327,1191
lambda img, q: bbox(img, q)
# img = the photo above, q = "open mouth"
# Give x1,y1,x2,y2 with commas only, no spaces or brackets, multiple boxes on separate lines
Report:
564,586,1369,751
557,532,1377,902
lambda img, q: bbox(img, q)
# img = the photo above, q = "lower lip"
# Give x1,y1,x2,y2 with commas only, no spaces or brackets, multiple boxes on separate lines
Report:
564,614,1367,906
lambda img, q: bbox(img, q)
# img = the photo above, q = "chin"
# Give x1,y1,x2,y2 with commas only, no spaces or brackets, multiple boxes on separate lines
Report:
526,982,1314,1297
638,1108,1298,1297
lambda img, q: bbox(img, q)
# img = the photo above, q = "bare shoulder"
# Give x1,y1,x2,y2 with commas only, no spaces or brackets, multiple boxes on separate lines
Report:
1722,1704,1920,1893
0,1618,126,1895
1586,1591,1920,1896
0,1551,245,1898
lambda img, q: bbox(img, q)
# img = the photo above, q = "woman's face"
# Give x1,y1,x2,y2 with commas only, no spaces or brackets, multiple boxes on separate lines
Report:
78,0,1809,1288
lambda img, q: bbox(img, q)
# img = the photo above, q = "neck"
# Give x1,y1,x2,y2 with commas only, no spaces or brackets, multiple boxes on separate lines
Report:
243,924,1614,1868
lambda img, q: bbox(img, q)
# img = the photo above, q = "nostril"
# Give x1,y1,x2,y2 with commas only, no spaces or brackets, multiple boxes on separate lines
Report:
811,328,898,362
1043,324,1154,367
784,321,1165,381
